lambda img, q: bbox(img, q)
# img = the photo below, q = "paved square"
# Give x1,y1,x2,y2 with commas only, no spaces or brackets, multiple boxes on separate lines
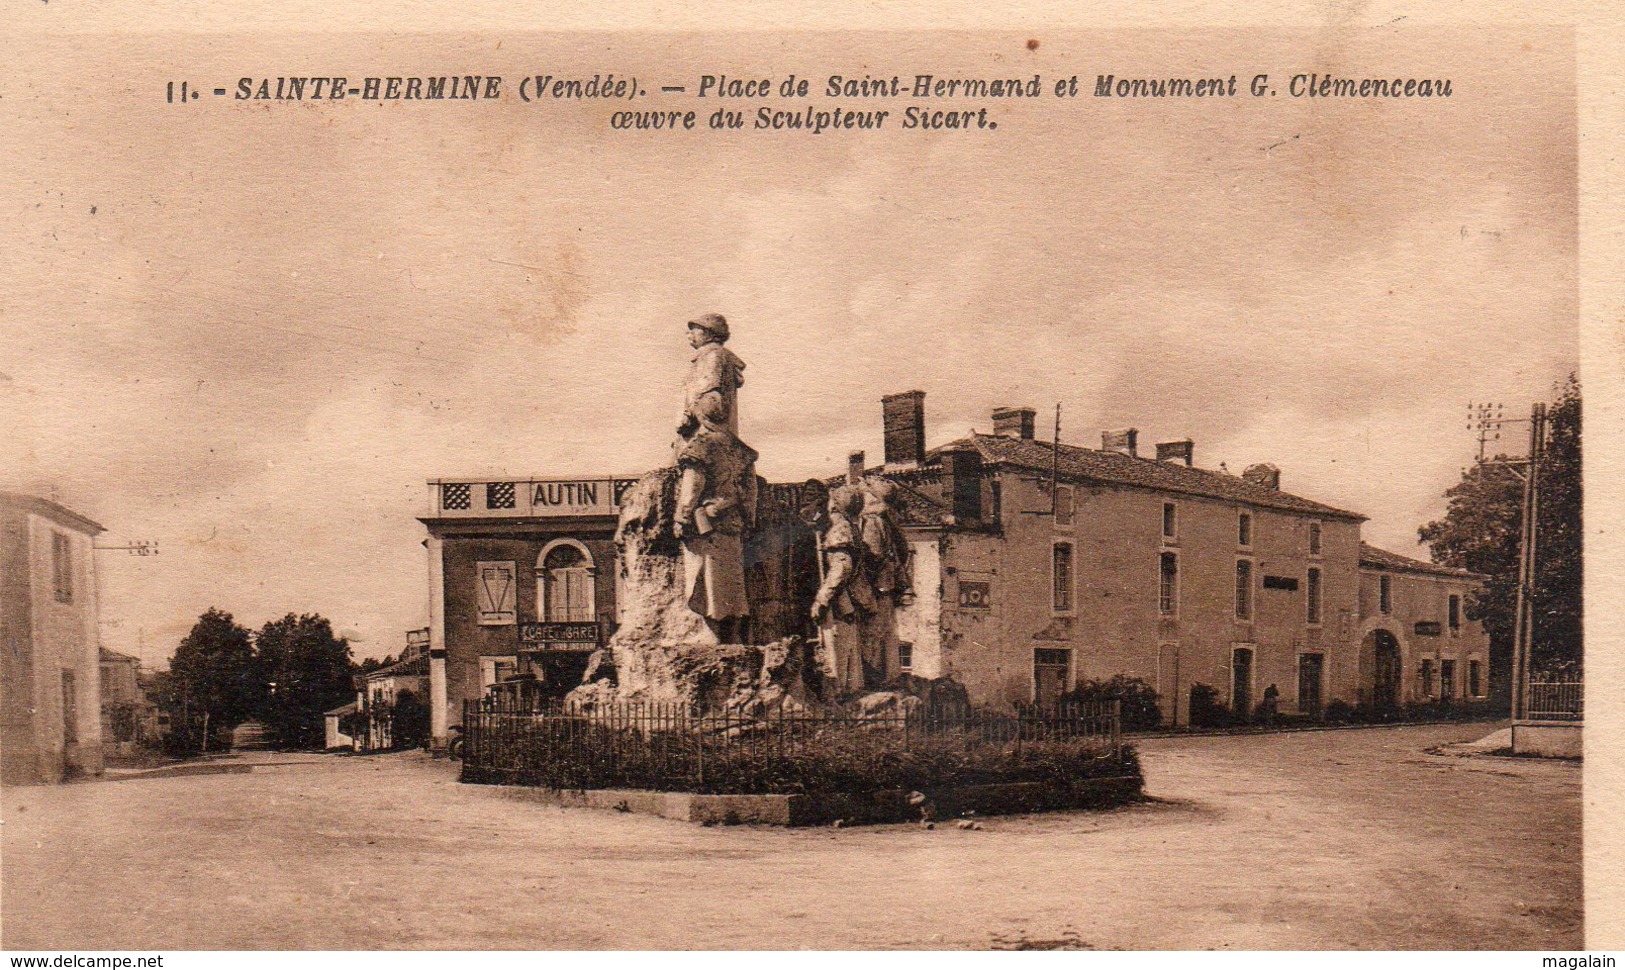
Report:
1,722,1580,949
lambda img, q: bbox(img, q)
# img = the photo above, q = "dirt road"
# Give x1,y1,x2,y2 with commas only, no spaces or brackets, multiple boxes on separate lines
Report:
0,722,1580,950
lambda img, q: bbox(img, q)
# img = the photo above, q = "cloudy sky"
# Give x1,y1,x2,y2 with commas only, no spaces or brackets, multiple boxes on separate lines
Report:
3,28,1575,665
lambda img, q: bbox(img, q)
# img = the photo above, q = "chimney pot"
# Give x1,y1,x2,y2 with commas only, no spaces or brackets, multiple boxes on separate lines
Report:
1156,440,1194,466
882,390,927,467
1242,462,1281,491
941,445,984,526
1102,428,1139,458
992,406,1037,440
847,451,866,485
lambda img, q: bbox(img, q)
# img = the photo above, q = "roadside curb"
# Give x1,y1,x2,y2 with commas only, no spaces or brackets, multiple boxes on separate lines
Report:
100,763,255,782
1129,717,1508,741
481,776,1145,826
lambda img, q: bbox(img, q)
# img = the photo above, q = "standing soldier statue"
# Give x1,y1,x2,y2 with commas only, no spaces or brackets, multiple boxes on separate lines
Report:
673,313,758,644
811,484,872,693
858,477,913,686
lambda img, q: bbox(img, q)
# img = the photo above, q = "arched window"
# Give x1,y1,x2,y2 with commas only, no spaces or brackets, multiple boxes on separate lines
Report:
538,541,595,622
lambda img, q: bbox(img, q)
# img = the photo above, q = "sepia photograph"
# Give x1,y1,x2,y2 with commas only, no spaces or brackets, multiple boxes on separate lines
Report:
1,8,1610,956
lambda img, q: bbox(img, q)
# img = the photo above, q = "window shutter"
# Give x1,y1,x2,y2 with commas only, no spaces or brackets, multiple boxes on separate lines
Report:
476,561,517,625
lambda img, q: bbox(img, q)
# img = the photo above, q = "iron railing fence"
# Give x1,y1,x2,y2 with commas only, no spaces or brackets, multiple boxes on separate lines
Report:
1524,681,1583,721
460,698,1122,792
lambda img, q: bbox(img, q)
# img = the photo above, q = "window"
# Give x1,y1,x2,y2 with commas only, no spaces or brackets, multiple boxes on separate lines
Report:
541,543,594,622
1308,522,1323,557
1448,594,1461,632
1469,660,1482,697
1033,648,1072,707
1238,512,1252,547
1159,552,1179,615
51,532,73,604
1306,567,1322,624
1440,660,1456,700
1235,560,1253,620
1054,485,1075,527
1379,574,1392,615
61,670,77,743
1420,659,1434,698
1162,502,1178,540
898,641,914,672
474,561,517,625
1051,542,1074,613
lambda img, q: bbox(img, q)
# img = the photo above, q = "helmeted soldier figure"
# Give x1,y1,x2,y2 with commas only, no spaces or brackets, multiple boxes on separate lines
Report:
674,313,757,643
858,477,912,685
811,485,873,693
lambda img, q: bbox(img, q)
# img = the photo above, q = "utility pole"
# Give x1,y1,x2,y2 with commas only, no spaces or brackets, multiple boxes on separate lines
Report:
1469,400,1546,718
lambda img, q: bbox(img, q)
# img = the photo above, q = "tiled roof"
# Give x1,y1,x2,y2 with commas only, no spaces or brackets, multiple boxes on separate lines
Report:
816,474,951,527
1359,542,1483,580
364,653,430,681
325,700,359,717
924,434,1366,521
99,647,140,664
879,479,951,527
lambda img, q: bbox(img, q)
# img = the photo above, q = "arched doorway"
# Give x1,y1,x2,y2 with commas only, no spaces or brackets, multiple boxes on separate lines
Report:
1368,629,1402,709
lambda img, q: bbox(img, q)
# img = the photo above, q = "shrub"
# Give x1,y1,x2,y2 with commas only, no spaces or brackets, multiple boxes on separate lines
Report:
1063,676,1163,731
392,690,431,749
462,718,1140,797
1188,682,1231,728
1323,699,1355,724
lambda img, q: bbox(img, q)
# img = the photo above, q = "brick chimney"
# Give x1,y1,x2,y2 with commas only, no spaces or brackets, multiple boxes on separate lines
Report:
1102,428,1139,458
1242,462,1281,490
847,451,866,485
1156,440,1194,466
941,445,984,526
882,390,927,468
992,406,1036,440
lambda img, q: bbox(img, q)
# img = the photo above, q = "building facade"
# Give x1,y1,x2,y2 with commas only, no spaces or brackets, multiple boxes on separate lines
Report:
862,392,1489,724
355,628,432,749
1354,543,1490,708
419,393,1490,735
1,493,107,783
99,646,159,756
420,476,818,744
420,477,631,743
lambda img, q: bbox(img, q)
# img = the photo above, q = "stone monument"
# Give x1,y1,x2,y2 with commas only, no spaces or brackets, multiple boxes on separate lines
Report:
567,312,965,719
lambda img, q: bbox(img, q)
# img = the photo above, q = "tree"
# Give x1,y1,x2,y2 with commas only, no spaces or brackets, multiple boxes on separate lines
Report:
158,608,263,754
1420,376,1582,693
353,653,397,676
255,613,355,750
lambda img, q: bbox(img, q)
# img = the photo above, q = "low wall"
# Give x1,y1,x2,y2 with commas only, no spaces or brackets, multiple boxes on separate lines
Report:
1511,720,1582,759
491,776,1143,826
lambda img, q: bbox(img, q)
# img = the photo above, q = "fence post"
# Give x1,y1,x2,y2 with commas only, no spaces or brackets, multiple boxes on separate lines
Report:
1112,699,1122,758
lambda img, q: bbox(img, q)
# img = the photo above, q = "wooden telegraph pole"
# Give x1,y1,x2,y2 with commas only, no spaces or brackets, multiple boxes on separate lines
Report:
1471,401,1545,719
1509,403,1546,720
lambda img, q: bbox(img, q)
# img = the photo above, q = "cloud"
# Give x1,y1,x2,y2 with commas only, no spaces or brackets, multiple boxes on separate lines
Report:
2,28,1576,665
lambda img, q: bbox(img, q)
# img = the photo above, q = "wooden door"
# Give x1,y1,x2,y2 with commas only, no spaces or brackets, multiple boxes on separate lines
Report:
1297,654,1324,716
1231,648,1253,720
1373,635,1401,708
